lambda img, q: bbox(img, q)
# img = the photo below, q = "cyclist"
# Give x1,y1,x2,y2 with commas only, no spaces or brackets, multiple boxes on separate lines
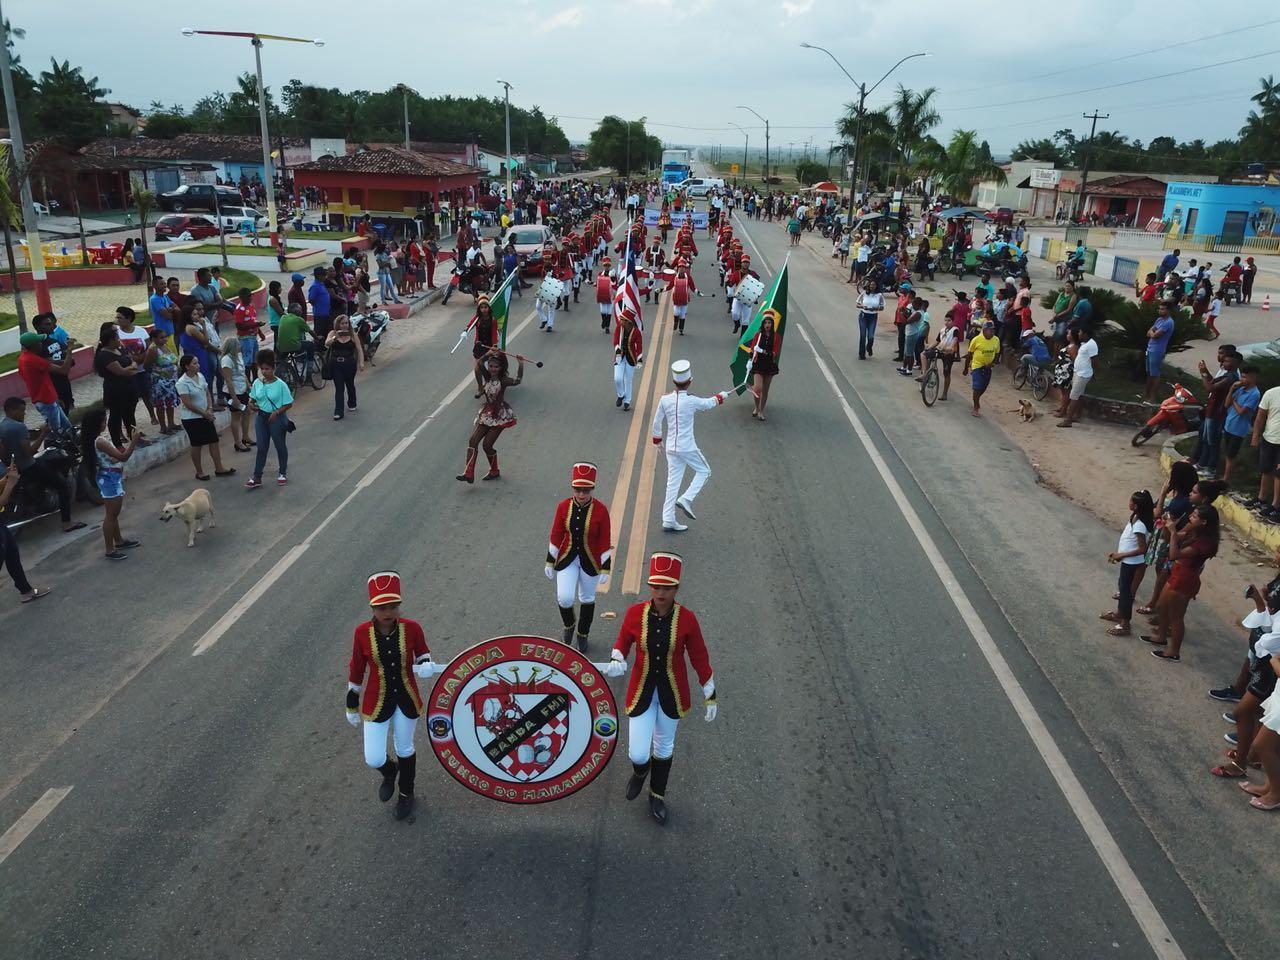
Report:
1018,329,1052,379
275,303,317,369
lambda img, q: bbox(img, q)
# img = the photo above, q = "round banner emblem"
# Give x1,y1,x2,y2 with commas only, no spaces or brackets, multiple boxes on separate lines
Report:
426,635,619,804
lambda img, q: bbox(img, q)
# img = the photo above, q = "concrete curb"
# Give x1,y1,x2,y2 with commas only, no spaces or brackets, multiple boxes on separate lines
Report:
123,408,233,479
1158,431,1280,550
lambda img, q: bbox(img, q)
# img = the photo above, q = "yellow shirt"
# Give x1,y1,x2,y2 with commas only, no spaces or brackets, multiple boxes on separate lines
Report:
967,333,1000,370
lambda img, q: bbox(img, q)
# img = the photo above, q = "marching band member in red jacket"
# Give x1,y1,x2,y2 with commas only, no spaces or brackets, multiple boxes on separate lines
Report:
664,257,698,335
730,253,760,335
545,462,612,651
603,551,717,825
595,257,614,332
346,571,441,821
643,237,665,303
613,305,643,410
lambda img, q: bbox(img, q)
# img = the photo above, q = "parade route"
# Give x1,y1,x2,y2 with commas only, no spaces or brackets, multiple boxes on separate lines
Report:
0,206,1239,959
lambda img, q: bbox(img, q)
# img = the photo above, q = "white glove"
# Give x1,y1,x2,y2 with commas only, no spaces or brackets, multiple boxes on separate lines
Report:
598,572,610,588
346,709,360,727
718,390,731,402
705,703,717,722
603,655,628,678
413,657,444,679
544,564,555,581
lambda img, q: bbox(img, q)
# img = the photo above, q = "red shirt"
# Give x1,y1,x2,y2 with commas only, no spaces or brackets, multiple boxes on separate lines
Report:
233,303,262,339
17,351,57,404
1019,305,1034,331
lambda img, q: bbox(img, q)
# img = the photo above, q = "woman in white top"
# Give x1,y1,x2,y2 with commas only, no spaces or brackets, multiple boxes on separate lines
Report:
220,338,252,452
856,279,885,361
934,313,962,401
176,353,232,481
1101,490,1155,636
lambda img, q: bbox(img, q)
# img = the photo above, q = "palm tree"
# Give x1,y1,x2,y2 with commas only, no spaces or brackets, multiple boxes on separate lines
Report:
914,130,1007,203
131,177,157,273
1252,75,1278,112
889,85,939,187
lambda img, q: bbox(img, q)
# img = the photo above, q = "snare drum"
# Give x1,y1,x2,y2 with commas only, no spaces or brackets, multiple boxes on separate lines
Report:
537,275,566,303
736,274,765,306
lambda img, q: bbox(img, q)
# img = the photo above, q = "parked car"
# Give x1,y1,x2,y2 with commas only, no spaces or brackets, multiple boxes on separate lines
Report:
157,183,244,213
990,207,1015,226
502,224,556,276
215,206,267,233
154,213,220,242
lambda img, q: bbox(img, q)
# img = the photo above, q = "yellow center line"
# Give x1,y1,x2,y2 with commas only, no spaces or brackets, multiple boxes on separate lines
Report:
600,296,668,594
621,294,677,595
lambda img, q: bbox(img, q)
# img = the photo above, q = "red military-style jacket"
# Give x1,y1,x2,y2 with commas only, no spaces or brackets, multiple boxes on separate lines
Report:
664,273,697,306
644,245,666,270
348,618,430,722
614,322,643,365
746,327,782,361
547,496,612,575
613,601,714,719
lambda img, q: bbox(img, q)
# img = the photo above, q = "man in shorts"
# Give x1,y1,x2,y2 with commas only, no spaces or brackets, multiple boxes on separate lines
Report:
1251,382,1280,522
962,320,1000,418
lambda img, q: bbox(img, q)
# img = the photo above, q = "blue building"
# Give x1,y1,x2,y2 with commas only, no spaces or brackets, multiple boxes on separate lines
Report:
1161,181,1280,241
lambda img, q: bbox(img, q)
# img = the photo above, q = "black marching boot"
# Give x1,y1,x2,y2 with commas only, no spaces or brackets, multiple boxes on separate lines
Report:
575,602,595,652
394,753,416,821
626,761,650,800
559,604,577,645
377,759,398,802
648,756,672,825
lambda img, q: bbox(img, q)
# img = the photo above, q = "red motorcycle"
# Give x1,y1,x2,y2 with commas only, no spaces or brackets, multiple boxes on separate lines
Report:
1131,383,1203,446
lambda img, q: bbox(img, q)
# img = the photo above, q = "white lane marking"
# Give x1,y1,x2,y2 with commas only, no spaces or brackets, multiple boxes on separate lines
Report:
735,213,1186,960
0,787,72,866
192,308,537,656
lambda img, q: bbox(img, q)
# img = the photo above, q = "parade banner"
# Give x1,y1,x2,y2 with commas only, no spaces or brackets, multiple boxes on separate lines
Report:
426,635,619,804
491,267,516,350
642,208,708,229
730,257,789,394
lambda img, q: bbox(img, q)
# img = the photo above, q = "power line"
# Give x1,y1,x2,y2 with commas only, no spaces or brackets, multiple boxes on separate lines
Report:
973,87,1256,135
946,48,1280,112
944,19,1280,96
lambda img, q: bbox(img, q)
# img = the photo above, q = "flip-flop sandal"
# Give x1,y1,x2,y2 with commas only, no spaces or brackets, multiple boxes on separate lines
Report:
1151,650,1180,661
1100,611,1121,622
1211,763,1246,778
195,474,210,481
63,522,88,532
1139,635,1167,646
215,468,237,476
1249,797,1280,811
1111,593,1120,601
1136,605,1154,615
1239,780,1265,795
20,586,51,603
1106,626,1130,637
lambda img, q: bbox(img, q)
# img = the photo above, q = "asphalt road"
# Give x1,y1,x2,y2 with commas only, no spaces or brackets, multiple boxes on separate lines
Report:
0,189,1237,959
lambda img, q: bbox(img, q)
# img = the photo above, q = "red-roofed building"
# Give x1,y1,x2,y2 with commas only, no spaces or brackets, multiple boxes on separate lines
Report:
291,147,481,233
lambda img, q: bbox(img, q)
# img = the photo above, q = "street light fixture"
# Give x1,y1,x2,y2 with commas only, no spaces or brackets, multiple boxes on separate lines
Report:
736,105,769,188
497,79,514,205
800,42,929,215
182,29,324,244
728,122,749,188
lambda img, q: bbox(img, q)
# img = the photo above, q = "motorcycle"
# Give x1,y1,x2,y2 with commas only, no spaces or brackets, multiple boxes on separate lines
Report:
353,309,391,363
1131,383,1203,447
441,263,492,305
2,431,92,533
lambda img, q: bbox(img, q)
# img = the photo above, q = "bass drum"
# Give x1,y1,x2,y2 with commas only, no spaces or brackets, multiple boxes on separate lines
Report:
537,275,566,303
735,274,766,306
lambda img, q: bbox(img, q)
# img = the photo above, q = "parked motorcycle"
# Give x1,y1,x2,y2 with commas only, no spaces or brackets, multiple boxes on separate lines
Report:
441,263,492,305
353,309,391,363
2,430,92,533
1131,383,1204,447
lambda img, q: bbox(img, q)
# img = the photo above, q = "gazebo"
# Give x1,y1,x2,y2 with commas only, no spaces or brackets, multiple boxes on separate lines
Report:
291,148,480,236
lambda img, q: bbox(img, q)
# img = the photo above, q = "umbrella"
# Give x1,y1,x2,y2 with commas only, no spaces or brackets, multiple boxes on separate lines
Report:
937,206,989,221
811,181,839,193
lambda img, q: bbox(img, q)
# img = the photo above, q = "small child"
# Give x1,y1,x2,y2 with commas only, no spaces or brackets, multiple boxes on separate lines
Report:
838,230,851,267
1137,272,1158,303
1206,292,1224,339
1222,365,1260,488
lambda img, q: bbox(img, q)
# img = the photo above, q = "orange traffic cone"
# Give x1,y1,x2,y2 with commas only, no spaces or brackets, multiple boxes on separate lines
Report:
1265,294,1272,311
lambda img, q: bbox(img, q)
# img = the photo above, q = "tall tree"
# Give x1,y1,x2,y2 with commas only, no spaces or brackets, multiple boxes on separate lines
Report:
586,116,654,174
888,84,939,187
34,58,110,148
914,130,1007,203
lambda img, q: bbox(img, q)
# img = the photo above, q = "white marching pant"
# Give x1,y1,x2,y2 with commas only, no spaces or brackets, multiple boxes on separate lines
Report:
673,304,688,319
599,303,612,319
662,448,711,525
628,699,679,764
555,558,600,607
614,360,635,404
536,298,556,329
731,297,747,323
363,707,418,767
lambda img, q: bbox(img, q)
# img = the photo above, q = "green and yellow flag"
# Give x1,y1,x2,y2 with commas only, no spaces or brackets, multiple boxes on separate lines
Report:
490,267,516,351
730,256,788,394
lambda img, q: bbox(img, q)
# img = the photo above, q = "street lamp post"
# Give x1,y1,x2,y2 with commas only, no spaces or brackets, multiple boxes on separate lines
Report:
800,42,928,217
396,83,411,150
0,140,31,331
0,18,49,319
183,28,323,245
497,79,514,205
736,105,769,189
729,122,749,188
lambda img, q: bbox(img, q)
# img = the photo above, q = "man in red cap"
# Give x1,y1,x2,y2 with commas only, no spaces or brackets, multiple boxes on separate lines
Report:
603,551,717,825
596,258,614,333
345,571,441,821
613,306,643,410
546,463,612,650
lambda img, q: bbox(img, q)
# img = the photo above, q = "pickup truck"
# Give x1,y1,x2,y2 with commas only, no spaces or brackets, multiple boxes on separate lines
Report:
158,183,245,213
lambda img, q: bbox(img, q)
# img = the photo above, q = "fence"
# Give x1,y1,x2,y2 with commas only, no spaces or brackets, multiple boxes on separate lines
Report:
1112,229,1165,250
1065,226,1089,245
1161,233,1280,255
1112,256,1139,287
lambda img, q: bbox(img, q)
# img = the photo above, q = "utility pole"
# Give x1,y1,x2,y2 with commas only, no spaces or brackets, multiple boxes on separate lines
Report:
0,15,49,319
1073,110,1109,221
397,83,411,150
497,79,514,203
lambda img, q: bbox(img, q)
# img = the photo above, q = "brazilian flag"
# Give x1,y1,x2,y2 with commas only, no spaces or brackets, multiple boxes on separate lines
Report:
490,267,516,350
730,257,788,394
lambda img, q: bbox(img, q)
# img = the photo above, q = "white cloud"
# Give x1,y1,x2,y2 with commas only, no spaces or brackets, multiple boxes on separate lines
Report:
534,5,586,32
781,0,814,18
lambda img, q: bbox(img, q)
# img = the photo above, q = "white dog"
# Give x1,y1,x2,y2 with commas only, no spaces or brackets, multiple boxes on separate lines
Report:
159,488,215,547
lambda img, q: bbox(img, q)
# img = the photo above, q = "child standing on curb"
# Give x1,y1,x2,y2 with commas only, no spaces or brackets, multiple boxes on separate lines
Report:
1223,365,1260,491
1101,490,1154,637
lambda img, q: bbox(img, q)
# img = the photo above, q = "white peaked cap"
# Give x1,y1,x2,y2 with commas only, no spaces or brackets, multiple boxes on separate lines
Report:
671,359,692,382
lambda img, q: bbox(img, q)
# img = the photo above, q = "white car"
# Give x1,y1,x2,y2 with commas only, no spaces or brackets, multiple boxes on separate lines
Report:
216,205,267,233
677,177,725,199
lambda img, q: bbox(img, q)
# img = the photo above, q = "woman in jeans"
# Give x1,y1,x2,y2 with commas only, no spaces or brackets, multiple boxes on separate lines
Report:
245,350,294,488
94,323,140,447
0,463,50,601
325,315,365,421
1100,490,1154,637
856,279,885,361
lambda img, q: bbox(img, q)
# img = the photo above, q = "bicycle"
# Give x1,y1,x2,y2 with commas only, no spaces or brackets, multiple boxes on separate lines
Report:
280,346,326,392
1011,357,1052,401
920,346,942,406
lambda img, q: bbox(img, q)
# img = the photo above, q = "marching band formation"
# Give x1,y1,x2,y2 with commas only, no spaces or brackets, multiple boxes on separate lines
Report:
345,179,781,826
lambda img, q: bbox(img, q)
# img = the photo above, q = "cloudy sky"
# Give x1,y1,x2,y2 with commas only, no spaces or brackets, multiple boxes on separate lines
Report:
7,0,1280,160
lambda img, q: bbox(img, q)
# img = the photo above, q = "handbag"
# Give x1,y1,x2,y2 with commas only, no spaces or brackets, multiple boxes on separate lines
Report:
321,352,335,380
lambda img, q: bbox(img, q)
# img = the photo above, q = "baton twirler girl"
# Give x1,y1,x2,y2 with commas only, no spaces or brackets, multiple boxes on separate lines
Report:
604,552,716,825
545,462,613,651
346,571,440,822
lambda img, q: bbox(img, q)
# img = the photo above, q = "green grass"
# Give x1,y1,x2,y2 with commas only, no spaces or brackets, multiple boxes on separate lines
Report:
284,230,357,241
1087,358,1203,404
183,244,282,258
0,350,17,375
0,312,18,331
212,268,263,292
